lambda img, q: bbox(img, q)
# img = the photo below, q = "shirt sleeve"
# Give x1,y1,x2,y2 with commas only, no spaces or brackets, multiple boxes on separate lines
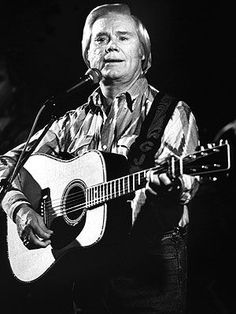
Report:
154,100,200,204
0,111,75,220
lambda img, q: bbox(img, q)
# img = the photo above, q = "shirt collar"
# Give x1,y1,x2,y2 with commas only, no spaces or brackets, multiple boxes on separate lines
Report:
88,76,149,112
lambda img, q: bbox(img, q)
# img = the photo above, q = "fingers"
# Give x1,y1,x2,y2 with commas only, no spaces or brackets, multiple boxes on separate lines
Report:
22,223,52,249
146,171,171,194
21,226,49,249
34,216,54,239
28,228,52,249
17,206,53,249
146,171,180,197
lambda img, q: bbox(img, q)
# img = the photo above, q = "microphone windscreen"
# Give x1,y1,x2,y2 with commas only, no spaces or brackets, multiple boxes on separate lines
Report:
86,68,102,84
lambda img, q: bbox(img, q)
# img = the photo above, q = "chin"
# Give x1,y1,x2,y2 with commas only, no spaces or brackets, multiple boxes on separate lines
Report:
102,66,123,77
102,70,125,81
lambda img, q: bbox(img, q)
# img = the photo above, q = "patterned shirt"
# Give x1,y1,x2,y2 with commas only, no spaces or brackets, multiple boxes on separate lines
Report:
0,76,199,226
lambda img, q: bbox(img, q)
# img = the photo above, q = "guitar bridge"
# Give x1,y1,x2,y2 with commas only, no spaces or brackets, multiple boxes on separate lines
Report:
40,187,51,228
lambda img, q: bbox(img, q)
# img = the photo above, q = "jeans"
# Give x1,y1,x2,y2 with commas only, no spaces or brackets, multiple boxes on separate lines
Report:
74,227,188,314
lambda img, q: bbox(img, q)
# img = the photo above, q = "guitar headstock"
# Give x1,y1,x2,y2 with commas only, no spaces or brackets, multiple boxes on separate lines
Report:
182,140,231,177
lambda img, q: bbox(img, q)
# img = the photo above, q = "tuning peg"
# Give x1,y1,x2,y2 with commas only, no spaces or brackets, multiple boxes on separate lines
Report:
207,143,215,148
219,139,228,145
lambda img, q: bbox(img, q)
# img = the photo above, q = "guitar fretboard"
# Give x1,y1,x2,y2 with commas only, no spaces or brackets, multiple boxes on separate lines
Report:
86,169,149,208
85,141,230,209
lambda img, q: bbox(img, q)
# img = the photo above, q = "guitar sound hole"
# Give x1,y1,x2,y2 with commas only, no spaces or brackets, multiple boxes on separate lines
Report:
63,181,86,226
50,180,87,249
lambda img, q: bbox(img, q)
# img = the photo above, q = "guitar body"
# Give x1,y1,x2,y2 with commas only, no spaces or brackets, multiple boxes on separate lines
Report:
7,150,131,283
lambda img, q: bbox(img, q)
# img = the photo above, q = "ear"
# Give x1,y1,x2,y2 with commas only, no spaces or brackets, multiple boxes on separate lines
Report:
138,47,145,60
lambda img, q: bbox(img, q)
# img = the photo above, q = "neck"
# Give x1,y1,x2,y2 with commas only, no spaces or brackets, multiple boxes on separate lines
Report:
99,74,142,109
100,81,130,114
100,80,127,100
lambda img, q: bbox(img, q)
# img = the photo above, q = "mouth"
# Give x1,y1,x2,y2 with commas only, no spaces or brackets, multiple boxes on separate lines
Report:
104,59,124,64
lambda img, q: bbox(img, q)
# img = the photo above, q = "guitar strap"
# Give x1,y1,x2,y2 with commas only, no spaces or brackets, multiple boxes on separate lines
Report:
127,92,184,238
128,92,178,173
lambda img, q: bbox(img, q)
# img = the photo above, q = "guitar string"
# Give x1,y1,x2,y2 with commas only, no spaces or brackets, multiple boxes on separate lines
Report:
40,153,212,219
45,191,125,218
42,165,158,218
46,173,149,217
45,155,203,215
43,161,170,213
44,155,203,217
43,157,202,218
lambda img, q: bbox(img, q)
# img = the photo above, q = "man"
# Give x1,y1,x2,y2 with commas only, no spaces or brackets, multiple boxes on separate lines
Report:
0,4,199,313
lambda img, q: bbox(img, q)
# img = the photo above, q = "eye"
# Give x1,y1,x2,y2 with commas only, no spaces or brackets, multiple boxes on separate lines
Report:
94,36,108,44
119,36,129,41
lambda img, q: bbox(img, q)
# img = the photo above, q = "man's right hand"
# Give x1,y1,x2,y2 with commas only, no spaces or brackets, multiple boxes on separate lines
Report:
15,204,54,249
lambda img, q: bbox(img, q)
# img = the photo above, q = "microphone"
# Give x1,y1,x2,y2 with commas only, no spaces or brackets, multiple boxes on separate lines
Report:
43,68,102,112
66,68,102,93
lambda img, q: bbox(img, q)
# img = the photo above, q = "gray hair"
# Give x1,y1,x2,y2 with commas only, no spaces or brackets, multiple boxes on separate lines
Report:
82,3,152,74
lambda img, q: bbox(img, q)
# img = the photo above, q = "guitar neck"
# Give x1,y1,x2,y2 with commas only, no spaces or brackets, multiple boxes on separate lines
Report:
86,168,150,208
85,141,231,209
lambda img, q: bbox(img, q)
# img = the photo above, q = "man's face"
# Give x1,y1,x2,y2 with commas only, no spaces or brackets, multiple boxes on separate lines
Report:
87,13,144,84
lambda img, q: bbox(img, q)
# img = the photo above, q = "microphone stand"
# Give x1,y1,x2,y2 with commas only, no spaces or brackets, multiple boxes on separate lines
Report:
0,96,57,203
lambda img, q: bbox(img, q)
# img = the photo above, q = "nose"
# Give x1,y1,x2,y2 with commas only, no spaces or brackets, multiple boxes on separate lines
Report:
105,39,119,52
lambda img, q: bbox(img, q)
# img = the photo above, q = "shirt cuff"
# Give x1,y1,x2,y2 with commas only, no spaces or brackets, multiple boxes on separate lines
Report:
1,189,31,221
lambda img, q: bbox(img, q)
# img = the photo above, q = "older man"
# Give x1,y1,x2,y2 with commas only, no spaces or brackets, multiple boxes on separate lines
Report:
0,4,199,313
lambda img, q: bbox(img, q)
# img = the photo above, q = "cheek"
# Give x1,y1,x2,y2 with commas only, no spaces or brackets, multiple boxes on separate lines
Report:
125,47,142,63
126,51,142,69
88,48,104,67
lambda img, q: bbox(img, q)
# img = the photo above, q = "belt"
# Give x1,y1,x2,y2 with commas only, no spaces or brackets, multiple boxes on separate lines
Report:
162,225,188,239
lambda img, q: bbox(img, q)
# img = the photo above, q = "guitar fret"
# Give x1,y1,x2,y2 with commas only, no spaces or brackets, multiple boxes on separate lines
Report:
88,187,92,207
89,187,92,206
112,180,115,197
106,183,109,201
138,172,141,186
124,176,128,194
86,188,89,208
108,182,111,199
100,184,103,201
132,174,135,191
127,175,130,193
91,187,93,205
120,178,123,195
97,185,100,201
102,185,104,200
99,184,102,202
93,186,95,205
115,179,117,196
134,173,138,189
94,186,97,205
115,179,119,197
117,179,121,197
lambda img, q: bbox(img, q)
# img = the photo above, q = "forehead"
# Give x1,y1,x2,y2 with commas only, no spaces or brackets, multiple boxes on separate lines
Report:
91,13,137,34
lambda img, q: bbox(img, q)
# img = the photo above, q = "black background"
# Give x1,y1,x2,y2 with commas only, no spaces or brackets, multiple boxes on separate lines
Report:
1,0,235,140
0,1,235,313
